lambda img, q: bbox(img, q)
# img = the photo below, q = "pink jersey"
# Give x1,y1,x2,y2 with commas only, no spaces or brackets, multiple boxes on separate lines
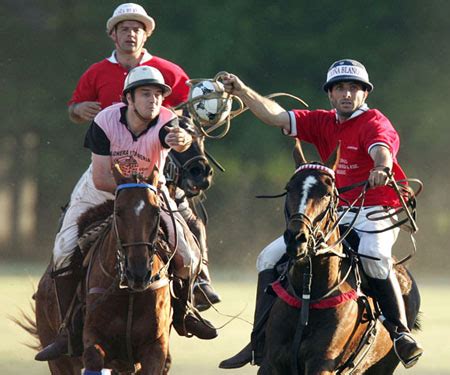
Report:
68,50,189,110
94,103,175,178
288,108,407,207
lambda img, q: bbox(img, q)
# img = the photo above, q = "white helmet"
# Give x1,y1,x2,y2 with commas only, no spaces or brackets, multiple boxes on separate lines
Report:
123,66,172,97
106,3,155,36
323,59,373,92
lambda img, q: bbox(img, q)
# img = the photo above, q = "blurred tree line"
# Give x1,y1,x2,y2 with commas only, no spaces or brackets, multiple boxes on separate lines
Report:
1,0,449,274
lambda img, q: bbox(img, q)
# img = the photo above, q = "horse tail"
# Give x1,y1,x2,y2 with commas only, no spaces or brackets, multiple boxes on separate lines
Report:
412,310,422,331
9,301,41,351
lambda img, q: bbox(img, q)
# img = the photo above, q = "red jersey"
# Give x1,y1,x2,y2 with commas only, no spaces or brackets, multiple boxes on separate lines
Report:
68,50,189,110
289,107,407,207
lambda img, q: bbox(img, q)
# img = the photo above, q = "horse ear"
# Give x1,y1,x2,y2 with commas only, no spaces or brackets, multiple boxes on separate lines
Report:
293,138,307,167
148,165,159,187
112,164,128,185
325,142,341,171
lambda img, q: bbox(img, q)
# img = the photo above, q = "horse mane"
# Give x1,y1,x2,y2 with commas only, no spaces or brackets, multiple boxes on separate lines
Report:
77,200,114,236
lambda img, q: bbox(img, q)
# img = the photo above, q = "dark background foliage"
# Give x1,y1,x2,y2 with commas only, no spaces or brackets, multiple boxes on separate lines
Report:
1,1,449,275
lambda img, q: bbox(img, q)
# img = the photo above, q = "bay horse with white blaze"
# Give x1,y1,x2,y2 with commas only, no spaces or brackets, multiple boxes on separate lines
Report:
35,167,172,374
258,141,421,374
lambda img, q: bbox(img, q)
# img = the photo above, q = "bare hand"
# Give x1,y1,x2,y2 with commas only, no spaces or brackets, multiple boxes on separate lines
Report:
368,167,390,188
73,101,102,121
165,127,192,150
221,73,247,96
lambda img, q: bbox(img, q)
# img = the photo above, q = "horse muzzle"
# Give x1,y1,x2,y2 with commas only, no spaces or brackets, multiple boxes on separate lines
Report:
183,163,213,196
284,229,309,259
124,270,149,291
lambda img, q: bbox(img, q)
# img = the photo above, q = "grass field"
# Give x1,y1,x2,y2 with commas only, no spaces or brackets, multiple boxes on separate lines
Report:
1,262,449,374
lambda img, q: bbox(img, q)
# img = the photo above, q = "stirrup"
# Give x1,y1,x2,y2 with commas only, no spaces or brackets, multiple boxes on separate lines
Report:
393,332,423,368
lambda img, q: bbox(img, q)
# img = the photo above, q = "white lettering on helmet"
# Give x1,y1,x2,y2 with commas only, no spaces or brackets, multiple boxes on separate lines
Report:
327,66,368,81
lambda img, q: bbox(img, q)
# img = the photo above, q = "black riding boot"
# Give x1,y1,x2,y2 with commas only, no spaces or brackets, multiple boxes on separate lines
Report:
35,272,80,361
219,269,277,369
172,278,218,340
369,273,424,368
194,264,221,311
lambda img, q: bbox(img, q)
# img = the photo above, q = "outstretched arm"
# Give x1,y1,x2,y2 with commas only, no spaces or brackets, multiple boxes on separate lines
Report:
221,73,290,132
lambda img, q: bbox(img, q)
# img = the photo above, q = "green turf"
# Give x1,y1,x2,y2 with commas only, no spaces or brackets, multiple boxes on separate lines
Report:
1,263,449,374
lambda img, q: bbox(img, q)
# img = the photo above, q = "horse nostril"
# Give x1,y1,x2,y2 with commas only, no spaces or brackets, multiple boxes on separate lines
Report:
296,232,308,243
189,166,202,177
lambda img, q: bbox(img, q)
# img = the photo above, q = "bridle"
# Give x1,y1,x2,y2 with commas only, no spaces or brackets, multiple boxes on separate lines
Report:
164,153,210,189
285,164,341,258
113,182,165,289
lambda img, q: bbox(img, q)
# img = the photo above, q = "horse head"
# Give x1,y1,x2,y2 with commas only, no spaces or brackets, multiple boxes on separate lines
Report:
112,165,162,292
284,140,340,260
165,116,213,197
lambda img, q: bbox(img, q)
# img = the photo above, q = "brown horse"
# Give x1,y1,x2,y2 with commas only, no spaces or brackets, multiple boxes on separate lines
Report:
258,142,420,375
34,167,172,374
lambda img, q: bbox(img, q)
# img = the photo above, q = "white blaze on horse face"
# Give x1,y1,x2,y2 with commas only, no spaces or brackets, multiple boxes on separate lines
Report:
298,176,318,214
134,200,145,216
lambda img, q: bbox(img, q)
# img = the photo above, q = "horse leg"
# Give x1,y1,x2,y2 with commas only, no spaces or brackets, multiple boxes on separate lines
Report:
35,267,82,374
186,214,221,309
83,344,106,373
48,357,84,375
139,334,170,375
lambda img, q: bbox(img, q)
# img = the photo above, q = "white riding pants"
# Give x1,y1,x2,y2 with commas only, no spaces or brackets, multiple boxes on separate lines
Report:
53,165,196,276
256,206,399,280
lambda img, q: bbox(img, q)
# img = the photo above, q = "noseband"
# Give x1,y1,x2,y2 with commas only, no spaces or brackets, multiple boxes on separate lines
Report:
165,152,209,188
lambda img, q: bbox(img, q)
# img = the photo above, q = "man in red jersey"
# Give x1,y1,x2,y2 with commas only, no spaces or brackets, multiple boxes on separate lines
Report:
219,59,423,369
68,3,189,123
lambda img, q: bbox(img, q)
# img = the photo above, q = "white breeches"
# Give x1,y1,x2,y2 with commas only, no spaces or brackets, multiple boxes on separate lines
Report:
256,206,399,280
53,167,197,276
53,168,113,270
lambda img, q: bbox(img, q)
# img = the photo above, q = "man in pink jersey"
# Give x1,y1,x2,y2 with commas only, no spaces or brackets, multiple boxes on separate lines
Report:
36,66,217,362
68,3,189,123
219,60,423,369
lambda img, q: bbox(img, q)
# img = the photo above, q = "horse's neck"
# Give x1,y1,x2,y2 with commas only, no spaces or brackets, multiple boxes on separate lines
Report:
290,255,348,299
87,231,118,288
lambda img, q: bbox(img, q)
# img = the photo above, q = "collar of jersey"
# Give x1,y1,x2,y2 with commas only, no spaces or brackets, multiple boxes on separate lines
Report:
334,103,369,123
120,106,159,140
107,49,153,64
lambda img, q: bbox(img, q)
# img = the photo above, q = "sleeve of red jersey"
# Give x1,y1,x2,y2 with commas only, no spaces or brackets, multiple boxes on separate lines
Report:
289,110,325,145
67,68,98,106
162,67,190,108
361,110,400,156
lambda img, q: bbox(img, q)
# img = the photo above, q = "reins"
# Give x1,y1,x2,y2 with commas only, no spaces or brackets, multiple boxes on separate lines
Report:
257,170,422,264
